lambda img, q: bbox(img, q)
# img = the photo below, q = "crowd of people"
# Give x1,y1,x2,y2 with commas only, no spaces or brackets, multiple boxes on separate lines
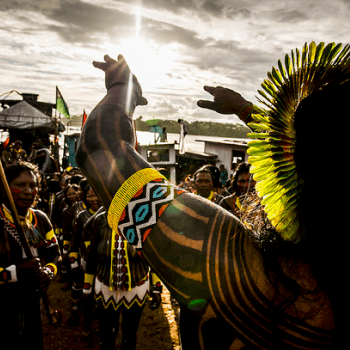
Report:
0,133,252,350
178,162,255,218
0,145,167,349
1,138,60,175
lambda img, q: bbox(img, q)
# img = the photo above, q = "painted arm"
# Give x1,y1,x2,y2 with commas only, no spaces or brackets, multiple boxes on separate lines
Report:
76,55,148,209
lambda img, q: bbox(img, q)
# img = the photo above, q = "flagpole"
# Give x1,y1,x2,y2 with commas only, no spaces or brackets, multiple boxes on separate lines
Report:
55,86,71,172
54,88,60,169
53,108,60,168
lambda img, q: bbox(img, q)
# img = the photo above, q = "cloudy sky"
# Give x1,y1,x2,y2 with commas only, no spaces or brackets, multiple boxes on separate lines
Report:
1,0,350,125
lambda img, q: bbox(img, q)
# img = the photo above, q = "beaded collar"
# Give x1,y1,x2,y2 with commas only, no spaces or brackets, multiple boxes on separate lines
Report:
0,204,37,228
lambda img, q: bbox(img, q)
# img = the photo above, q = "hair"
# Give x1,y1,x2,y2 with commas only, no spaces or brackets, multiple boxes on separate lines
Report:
293,80,350,346
229,162,251,194
79,178,92,202
4,161,39,185
60,175,71,187
193,168,213,182
242,80,350,347
69,174,84,185
47,179,61,194
1,162,40,208
63,183,80,205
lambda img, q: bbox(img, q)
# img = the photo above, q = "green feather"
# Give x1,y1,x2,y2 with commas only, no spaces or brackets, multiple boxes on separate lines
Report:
248,41,350,242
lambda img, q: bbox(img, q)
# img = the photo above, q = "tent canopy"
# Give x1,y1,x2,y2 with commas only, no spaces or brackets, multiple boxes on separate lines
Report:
0,100,65,133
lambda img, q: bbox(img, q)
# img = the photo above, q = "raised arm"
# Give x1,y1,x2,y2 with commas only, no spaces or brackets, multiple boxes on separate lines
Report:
197,86,254,125
75,55,148,208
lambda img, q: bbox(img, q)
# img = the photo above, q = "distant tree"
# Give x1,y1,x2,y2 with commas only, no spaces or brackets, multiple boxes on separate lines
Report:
134,116,250,138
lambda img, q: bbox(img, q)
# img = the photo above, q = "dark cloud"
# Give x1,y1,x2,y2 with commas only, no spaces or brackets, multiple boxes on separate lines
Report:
199,0,251,19
0,0,136,45
44,1,135,44
200,0,224,16
143,22,205,48
0,0,250,50
180,38,276,73
272,9,308,23
46,1,134,31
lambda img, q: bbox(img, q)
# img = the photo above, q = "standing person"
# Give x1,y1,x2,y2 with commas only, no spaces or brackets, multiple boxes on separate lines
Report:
219,164,228,187
51,175,71,248
197,43,350,347
177,119,188,154
67,183,101,328
160,127,167,142
1,139,12,167
47,178,61,222
0,162,61,349
60,183,79,289
67,177,90,245
75,45,347,348
193,168,223,204
83,209,162,349
218,162,255,217
11,140,27,163
203,162,221,191
27,139,50,173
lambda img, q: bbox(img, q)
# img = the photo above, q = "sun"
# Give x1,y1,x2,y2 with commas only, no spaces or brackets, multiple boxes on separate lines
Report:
101,5,180,92
104,37,178,89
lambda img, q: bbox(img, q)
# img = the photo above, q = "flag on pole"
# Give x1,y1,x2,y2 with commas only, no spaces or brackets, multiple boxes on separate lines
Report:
82,109,88,127
56,86,70,119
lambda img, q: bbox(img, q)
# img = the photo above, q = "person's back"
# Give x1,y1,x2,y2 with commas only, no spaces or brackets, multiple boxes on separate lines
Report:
75,44,348,348
197,42,350,348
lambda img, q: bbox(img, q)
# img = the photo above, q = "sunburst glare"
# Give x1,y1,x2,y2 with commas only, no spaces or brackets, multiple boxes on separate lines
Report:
103,6,178,90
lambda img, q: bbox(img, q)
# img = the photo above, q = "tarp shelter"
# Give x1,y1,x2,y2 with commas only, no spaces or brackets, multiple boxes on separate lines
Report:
0,100,65,133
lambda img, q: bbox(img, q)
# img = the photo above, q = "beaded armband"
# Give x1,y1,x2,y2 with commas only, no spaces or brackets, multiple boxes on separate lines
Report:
69,252,79,269
238,103,256,124
46,229,58,248
43,263,57,279
62,240,70,255
55,227,62,237
108,168,166,232
150,272,163,293
83,273,94,295
107,168,186,290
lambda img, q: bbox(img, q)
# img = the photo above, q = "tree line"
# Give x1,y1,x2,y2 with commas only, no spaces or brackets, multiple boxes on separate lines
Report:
134,116,250,138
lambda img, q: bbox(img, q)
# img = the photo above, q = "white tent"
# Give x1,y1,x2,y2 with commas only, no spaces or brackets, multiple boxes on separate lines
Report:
0,100,65,132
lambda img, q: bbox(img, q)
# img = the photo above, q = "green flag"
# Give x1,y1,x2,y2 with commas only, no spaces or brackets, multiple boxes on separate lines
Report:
146,119,159,126
56,86,70,119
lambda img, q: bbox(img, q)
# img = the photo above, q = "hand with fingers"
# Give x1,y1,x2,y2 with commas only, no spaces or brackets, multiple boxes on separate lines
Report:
37,269,51,292
93,54,147,106
17,258,50,291
197,86,252,116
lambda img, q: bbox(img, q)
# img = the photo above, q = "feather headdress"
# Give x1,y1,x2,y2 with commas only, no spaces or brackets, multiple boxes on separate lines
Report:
247,41,350,243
